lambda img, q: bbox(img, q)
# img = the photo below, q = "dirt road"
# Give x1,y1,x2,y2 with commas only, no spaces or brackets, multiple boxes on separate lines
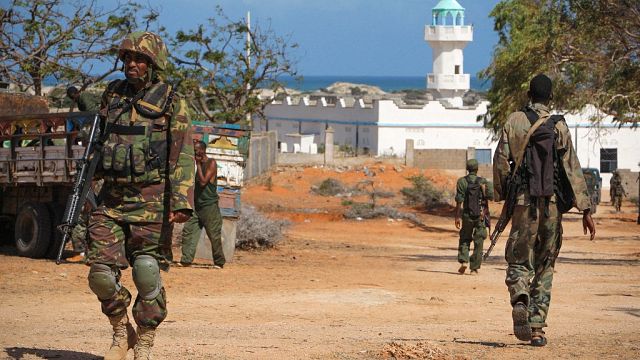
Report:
1,163,639,359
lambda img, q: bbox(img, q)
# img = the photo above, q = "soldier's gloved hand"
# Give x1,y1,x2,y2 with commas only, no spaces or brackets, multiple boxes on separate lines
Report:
169,209,191,223
582,209,596,240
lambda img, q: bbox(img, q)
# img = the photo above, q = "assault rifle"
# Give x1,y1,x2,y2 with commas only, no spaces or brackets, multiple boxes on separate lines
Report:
56,113,102,264
483,168,523,260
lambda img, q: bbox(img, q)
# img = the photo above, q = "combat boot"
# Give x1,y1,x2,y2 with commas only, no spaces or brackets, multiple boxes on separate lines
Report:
133,326,156,360
530,328,548,347
511,302,531,341
104,313,136,360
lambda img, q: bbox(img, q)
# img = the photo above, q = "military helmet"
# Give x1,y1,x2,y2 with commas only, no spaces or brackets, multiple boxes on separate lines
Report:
466,159,479,172
118,31,168,71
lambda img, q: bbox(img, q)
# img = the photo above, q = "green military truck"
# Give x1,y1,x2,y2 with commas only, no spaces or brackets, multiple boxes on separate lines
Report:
0,94,96,258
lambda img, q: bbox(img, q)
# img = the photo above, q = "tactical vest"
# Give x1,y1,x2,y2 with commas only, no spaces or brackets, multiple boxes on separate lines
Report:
99,80,172,185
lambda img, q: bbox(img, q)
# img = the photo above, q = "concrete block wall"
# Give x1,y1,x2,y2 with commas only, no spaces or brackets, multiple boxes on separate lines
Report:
413,149,467,170
245,131,278,180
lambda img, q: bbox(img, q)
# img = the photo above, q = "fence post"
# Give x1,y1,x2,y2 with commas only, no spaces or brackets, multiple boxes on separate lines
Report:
324,127,334,165
405,139,414,167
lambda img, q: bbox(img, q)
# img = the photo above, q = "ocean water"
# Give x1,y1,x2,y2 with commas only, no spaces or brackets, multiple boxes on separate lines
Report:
280,75,490,92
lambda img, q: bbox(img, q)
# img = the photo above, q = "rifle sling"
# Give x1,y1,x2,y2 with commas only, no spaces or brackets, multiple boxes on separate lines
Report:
513,113,550,172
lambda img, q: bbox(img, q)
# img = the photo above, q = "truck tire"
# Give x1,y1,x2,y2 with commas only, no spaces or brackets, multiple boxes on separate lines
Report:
15,202,51,258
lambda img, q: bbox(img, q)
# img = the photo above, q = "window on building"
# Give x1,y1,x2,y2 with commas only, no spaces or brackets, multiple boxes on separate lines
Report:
455,65,460,75
345,126,352,132
476,149,492,164
417,139,425,146
600,148,617,173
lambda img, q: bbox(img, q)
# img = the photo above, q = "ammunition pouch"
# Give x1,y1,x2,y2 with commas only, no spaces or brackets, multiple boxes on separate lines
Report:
99,122,167,185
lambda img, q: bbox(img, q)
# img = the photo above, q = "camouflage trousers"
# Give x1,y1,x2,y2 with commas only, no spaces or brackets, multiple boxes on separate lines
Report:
180,202,225,266
612,195,623,212
458,212,486,270
505,198,562,329
86,203,170,328
71,221,88,253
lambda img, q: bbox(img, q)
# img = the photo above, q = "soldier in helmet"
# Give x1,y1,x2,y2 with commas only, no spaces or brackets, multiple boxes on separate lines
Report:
84,31,195,360
454,159,493,275
610,170,626,212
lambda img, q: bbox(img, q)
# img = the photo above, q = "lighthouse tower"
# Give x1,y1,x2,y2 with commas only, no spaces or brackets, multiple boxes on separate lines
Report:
425,0,473,107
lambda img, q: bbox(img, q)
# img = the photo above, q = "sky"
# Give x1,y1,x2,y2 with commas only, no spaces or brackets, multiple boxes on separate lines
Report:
153,0,502,77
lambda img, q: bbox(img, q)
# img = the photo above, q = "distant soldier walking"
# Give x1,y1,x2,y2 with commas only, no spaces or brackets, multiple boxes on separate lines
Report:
609,170,626,212
493,74,596,347
454,159,493,275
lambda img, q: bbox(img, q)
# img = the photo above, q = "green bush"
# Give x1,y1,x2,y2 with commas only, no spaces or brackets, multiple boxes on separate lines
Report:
343,203,419,222
401,175,450,208
312,178,346,196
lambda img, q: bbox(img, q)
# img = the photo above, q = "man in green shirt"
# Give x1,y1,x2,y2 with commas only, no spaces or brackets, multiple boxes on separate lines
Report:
180,140,225,268
454,159,493,275
66,86,99,112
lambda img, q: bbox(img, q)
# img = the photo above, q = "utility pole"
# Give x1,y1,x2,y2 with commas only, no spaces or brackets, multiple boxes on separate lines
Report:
246,11,252,128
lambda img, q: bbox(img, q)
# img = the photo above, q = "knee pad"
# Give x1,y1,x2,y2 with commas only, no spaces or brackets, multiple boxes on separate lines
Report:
88,263,121,300
132,255,162,301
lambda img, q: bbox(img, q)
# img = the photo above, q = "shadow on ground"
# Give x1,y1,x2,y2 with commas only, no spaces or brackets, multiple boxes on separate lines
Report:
607,307,640,318
4,347,98,360
452,338,509,348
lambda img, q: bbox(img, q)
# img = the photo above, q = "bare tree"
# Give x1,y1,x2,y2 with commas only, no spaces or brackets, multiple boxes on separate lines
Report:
166,6,299,125
0,0,159,96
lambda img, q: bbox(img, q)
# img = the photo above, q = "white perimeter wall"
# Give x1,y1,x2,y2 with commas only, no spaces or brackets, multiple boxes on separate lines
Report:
262,99,638,180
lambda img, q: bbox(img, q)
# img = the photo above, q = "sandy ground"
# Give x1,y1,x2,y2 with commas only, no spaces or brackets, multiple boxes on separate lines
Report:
1,161,639,360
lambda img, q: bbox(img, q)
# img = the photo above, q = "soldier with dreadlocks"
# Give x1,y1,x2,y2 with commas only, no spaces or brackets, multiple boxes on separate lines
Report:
84,31,195,360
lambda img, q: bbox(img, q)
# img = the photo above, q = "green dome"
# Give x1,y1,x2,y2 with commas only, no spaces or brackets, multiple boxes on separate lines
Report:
432,0,466,26
433,0,465,11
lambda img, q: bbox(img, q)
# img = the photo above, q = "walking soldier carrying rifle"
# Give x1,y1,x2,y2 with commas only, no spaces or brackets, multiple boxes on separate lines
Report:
490,74,595,347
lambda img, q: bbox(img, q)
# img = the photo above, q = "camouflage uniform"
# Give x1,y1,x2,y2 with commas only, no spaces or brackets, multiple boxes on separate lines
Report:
86,32,195,330
610,172,625,212
455,161,493,272
494,102,590,330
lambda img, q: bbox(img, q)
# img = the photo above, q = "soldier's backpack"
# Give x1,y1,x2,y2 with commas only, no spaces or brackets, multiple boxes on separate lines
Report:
463,175,483,218
523,107,575,216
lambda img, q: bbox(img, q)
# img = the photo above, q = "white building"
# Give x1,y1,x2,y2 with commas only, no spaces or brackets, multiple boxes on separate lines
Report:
257,0,639,184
